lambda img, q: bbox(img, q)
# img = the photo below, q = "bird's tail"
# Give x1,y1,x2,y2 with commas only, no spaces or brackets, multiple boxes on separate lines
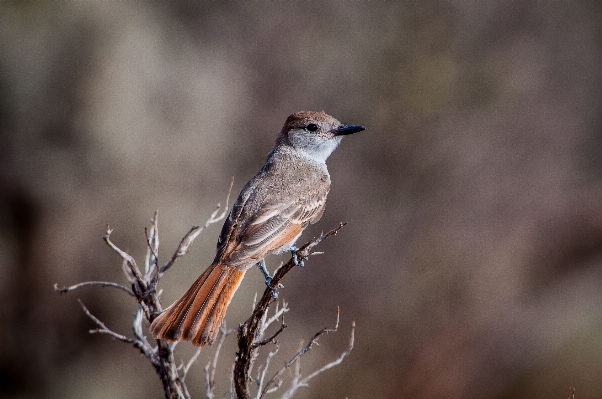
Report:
150,262,245,346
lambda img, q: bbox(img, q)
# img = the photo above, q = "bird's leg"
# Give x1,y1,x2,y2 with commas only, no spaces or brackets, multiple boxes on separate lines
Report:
290,246,306,267
256,259,272,284
256,260,282,298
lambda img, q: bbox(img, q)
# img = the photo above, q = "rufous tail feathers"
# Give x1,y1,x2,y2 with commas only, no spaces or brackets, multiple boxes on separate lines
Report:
150,262,245,346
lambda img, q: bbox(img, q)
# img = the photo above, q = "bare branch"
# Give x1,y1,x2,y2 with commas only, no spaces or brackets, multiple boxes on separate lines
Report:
104,227,148,298
181,348,202,382
251,292,258,311
144,210,160,278
78,299,136,344
230,364,236,399
218,176,234,220
259,301,289,337
281,321,356,399
260,308,342,397
54,281,135,297
253,321,287,348
255,346,279,399
104,227,143,280
205,323,233,399
132,306,156,358
293,223,347,264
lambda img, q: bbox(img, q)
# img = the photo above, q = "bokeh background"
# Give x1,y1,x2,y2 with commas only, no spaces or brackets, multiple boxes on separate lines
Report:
2,1,602,398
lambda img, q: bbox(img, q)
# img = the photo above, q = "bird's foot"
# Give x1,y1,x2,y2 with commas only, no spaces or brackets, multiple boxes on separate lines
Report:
266,278,278,299
290,247,305,267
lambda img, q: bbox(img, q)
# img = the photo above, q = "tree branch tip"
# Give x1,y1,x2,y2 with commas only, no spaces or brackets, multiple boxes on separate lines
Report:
209,205,222,220
332,306,341,330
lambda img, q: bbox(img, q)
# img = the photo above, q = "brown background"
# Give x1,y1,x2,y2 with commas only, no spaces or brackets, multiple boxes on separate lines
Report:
2,1,602,398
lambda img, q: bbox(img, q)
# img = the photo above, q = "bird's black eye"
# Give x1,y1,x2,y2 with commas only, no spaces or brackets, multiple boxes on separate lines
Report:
306,123,318,132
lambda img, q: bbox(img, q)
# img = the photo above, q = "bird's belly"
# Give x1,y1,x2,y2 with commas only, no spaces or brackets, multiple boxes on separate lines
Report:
272,231,303,254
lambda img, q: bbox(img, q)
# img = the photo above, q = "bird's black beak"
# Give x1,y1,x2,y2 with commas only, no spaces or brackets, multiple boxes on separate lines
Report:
331,124,366,136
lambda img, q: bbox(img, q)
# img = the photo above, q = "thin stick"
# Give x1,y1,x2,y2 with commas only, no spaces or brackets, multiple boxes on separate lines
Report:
260,301,289,337
144,210,160,277
279,321,355,399
104,227,143,280
54,281,135,297
295,321,355,384
78,299,135,344
261,308,341,397
255,347,279,399
254,320,287,347
181,348,202,381
205,324,232,398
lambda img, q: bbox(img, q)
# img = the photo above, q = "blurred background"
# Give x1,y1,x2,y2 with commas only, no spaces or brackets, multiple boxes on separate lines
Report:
2,1,602,398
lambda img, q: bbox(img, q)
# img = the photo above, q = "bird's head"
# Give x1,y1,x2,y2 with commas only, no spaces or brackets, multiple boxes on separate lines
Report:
276,111,365,163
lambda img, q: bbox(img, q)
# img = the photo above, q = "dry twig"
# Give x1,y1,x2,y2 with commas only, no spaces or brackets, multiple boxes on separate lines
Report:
205,324,233,399
279,319,355,399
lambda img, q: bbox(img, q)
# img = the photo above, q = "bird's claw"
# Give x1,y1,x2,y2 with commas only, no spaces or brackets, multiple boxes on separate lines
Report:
267,282,278,299
291,248,305,267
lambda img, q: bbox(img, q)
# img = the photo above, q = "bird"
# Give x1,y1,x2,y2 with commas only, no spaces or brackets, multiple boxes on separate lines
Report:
150,111,365,346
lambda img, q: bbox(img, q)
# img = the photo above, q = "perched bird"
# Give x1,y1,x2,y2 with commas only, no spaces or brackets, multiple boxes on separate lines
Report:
150,111,365,346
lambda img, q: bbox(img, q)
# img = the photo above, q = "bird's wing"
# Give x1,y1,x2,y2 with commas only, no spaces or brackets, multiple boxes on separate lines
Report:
216,181,329,268
242,188,328,254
